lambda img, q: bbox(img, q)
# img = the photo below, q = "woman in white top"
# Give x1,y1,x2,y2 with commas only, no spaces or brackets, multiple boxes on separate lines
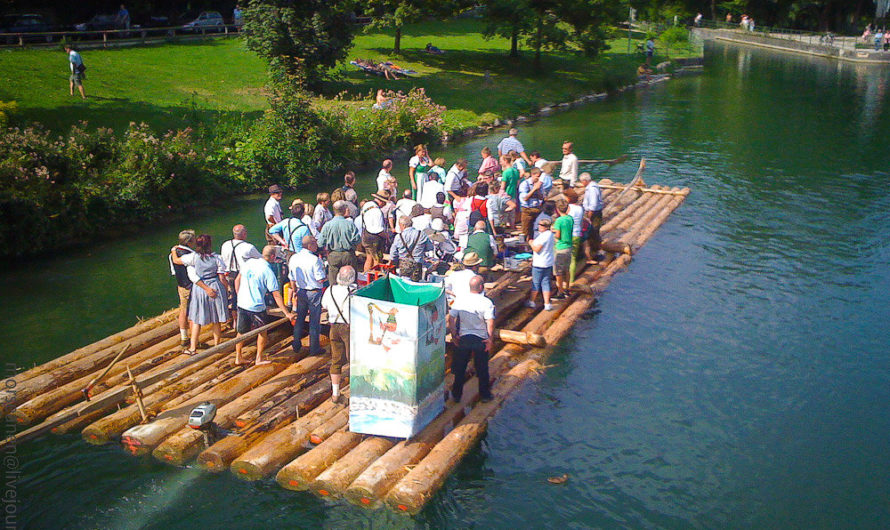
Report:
171,234,229,354
408,144,432,201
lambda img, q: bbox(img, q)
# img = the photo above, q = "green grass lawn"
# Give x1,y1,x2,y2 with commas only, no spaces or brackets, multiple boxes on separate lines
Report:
0,19,698,133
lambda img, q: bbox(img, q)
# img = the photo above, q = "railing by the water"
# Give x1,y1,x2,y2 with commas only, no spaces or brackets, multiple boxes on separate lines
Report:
695,19,866,51
0,24,242,49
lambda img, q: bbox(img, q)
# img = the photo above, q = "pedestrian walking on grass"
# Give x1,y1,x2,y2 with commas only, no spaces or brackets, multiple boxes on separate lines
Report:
65,46,86,99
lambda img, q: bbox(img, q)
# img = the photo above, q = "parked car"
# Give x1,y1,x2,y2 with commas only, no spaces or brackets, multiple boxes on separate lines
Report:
74,14,121,32
182,11,224,32
0,13,56,43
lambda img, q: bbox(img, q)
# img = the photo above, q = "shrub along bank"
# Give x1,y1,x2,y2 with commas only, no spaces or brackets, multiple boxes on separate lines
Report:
0,87,446,258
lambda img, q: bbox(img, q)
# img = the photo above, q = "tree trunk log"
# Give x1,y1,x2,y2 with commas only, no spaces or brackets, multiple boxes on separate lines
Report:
229,398,344,481
120,358,292,456
151,357,329,465
309,437,397,499
276,430,362,491
308,408,349,445
0,321,179,418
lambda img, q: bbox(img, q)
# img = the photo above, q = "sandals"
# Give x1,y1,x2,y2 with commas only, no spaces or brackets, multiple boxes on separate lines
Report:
183,349,197,356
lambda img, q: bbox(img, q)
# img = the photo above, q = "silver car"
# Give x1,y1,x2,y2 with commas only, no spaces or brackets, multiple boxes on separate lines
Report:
182,11,224,32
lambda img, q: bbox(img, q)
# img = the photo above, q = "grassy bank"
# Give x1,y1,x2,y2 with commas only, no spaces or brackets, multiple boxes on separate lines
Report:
0,19,697,133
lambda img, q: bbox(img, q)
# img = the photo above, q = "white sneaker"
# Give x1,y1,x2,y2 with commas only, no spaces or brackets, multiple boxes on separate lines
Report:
544,303,554,311
525,301,537,309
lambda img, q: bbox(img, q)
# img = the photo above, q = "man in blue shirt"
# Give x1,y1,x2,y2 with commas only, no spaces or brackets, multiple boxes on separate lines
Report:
579,172,605,262
234,246,294,366
518,168,544,241
269,202,310,253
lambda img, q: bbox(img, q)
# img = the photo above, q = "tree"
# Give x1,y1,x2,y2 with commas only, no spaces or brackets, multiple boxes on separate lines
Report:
362,0,424,54
242,0,357,90
483,0,534,57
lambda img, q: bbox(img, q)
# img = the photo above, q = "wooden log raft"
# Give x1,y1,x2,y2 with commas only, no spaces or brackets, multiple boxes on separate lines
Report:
199,383,347,473
309,437,397,499
341,378,481,508
120,354,294,456
9,328,214,425
0,320,180,418
229,397,345,480
276,430,363,491
382,188,688,514
151,356,330,465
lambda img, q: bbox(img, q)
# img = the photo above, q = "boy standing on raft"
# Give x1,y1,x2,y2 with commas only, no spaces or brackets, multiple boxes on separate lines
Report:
169,229,196,348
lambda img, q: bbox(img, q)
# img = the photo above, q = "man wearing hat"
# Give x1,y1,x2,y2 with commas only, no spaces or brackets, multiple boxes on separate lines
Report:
360,190,389,272
445,251,483,301
426,218,456,273
264,185,284,244
462,220,497,270
269,200,310,253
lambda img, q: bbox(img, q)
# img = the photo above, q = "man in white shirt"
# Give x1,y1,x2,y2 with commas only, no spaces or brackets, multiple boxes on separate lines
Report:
444,159,469,202
447,275,495,402
289,235,326,357
321,265,355,404
360,192,388,272
65,46,87,99
527,217,555,311
565,189,585,283
496,128,531,165
220,224,262,319
264,184,284,244
393,189,417,232
420,172,445,209
444,251,482,302
376,159,396,195
559,142,579,186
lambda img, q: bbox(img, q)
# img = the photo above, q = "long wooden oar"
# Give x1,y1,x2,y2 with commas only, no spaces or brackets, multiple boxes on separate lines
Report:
553,154,628,166
603,159,646,217
81,344,131,401
0,317,290,450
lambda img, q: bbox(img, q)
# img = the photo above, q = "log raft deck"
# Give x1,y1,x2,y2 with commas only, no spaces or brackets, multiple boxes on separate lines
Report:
0,173,689,515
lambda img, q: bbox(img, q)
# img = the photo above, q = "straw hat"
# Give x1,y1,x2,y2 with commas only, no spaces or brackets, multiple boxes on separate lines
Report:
372,190,391,202
462,251,482,267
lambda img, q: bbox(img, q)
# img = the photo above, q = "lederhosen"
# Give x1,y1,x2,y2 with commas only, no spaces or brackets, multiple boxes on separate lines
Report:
226,240,244,313
396,231,422,281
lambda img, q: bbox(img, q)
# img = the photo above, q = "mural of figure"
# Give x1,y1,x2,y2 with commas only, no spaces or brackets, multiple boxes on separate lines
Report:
368,303,401,351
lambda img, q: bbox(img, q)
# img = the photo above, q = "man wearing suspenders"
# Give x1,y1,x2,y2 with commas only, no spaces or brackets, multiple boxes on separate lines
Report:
220,224,262,321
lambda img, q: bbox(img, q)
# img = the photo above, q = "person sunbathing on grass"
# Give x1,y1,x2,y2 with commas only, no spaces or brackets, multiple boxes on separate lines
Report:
425,43,444,54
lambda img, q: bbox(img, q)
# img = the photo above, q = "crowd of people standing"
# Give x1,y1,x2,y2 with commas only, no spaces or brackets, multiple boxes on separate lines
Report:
170,128,606,404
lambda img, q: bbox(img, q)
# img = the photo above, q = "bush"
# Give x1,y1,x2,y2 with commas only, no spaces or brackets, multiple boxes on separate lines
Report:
323,87,446,163
0,122,229,257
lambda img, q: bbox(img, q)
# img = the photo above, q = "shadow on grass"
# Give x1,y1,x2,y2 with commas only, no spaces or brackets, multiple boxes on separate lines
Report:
322,47,640,119
13,98,264,134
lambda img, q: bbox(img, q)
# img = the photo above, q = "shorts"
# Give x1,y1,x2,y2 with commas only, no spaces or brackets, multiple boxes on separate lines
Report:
70,72,83,85
236,307,273,334
329,323,350,375
362,232,385,257
177,285,191,312
554,249,572,276
531,266,552,293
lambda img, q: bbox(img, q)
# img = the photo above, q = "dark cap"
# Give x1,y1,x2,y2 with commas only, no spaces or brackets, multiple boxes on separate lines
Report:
268,184,283,194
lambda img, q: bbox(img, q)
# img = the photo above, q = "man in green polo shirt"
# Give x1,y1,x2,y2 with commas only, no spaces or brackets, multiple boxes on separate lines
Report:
318,200,361,286
552,201,574,299
465,220,496,269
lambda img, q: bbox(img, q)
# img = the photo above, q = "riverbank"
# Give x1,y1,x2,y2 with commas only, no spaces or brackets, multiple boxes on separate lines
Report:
693,27,890,64
0,19,702,259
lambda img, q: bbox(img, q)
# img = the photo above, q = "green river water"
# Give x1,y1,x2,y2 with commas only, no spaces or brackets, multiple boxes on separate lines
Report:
3,41,890,528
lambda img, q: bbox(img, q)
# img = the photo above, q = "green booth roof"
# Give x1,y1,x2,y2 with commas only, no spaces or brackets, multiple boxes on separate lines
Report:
356,276,443,307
